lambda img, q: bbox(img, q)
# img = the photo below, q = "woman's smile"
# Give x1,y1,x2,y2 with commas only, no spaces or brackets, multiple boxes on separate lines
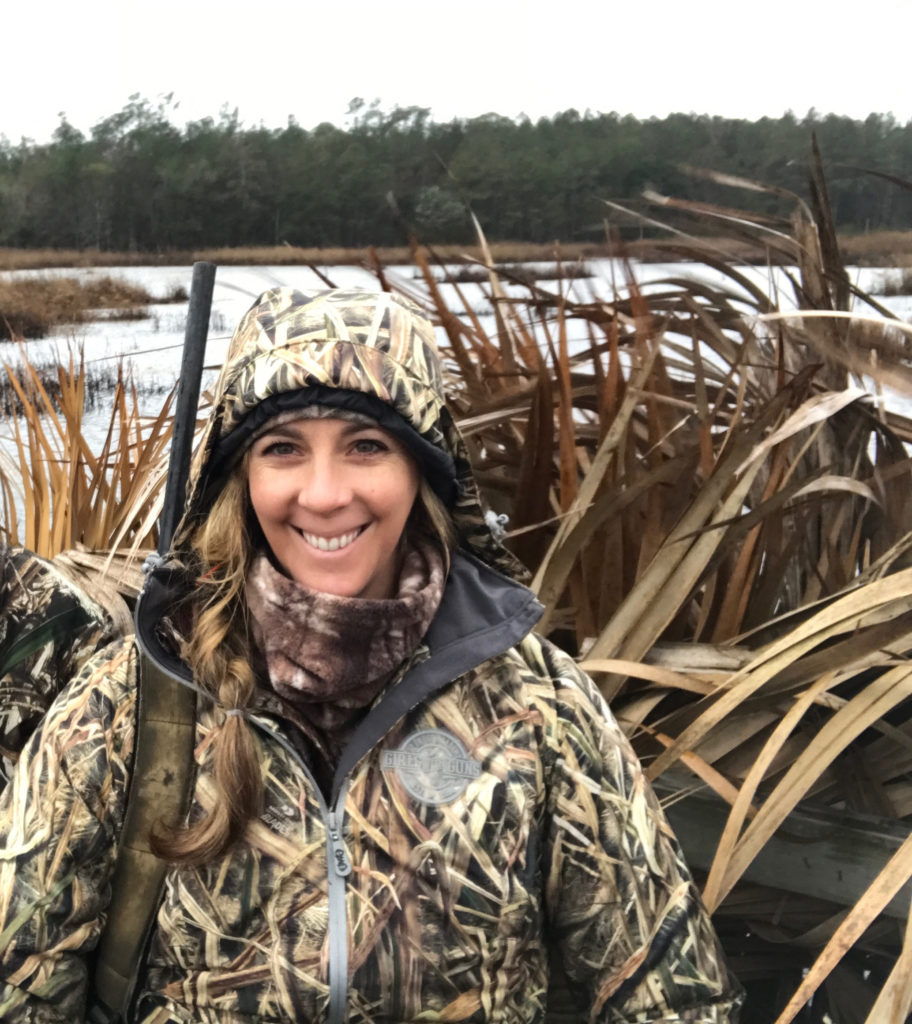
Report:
247,417,420,599
296,525,365,552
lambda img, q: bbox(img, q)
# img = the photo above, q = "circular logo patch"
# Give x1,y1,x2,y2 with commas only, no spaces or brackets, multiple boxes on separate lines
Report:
381,729,482,806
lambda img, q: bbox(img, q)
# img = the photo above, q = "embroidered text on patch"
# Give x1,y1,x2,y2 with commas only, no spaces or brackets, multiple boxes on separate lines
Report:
382,729,482,805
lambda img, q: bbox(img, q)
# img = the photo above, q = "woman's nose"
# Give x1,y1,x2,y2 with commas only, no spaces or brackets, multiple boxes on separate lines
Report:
296,457,351,513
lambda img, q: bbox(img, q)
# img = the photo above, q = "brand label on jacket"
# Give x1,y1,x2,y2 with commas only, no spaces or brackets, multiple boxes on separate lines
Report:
381,729,481,805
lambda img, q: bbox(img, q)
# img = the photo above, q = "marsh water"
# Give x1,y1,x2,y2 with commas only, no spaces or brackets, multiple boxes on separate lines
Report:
3,260,912,456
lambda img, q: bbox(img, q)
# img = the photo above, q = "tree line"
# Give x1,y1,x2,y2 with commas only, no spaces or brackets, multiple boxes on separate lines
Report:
1,96,910,252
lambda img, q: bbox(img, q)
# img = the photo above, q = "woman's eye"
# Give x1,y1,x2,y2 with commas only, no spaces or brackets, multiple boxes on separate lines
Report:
352,438,388,456
261,440,296,457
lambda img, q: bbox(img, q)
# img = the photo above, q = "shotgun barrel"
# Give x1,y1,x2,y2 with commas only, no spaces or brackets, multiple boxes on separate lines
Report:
157,261,216,556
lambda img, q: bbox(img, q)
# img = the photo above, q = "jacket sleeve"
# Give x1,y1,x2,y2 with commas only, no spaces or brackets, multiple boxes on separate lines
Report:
0,639,137,1023
0,546,118,787
534,638,742,1023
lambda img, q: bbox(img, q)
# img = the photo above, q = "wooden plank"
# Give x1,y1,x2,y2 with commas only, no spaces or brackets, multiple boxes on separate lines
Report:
654,775,912,919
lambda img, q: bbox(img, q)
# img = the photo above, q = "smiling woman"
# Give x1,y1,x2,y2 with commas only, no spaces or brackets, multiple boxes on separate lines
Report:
0,287,742,1023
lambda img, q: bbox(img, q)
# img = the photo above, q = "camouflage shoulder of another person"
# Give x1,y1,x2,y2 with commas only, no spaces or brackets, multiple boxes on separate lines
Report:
0,545,119,785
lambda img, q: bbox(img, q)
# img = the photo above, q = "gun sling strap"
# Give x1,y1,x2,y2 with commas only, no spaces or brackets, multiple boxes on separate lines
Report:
91,652,196,1022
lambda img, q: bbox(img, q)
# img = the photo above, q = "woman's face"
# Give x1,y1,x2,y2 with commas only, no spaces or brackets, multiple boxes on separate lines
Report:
247,416,420,599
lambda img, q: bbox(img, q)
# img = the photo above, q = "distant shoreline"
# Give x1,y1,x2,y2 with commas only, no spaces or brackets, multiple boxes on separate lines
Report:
1,231,912,272
3,231,912,271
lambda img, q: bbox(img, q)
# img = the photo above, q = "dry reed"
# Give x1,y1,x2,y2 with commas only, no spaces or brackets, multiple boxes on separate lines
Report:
385,170,912,1021
0,275,187,340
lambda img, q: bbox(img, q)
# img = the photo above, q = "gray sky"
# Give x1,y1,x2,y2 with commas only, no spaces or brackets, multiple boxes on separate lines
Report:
4,0,911,142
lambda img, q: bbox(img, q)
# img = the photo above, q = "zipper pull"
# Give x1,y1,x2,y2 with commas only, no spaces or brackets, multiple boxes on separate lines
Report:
327,810,351,877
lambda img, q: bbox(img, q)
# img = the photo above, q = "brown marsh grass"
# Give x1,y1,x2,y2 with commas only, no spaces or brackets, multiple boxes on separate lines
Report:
840,229,912,267
0,353,174,611
389,174,912,1019
0,242,623,276
4,229,912,272
0,275,187,339
418,261,595,284
0,242,607,271
872,266,912,296
0,355,125,416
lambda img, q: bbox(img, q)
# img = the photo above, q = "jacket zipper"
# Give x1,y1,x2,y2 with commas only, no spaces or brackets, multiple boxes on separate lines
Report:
325,785,351,1024
248,718,352,1024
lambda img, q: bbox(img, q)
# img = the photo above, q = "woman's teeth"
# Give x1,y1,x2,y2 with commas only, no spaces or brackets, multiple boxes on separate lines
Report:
300,528,361,552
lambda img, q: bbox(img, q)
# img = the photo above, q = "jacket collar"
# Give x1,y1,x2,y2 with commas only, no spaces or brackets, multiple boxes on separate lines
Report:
134,550,543,794
331,551,543,799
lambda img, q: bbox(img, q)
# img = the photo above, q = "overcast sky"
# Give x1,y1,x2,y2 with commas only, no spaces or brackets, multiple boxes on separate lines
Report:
4,0,910,143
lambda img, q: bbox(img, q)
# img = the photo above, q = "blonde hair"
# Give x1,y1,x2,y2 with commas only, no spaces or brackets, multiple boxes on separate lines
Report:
153,458,456,866
412,477,457,569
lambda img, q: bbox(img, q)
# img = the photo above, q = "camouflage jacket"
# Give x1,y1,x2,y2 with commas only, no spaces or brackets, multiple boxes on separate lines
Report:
0,545,114,786
0,550,740,1023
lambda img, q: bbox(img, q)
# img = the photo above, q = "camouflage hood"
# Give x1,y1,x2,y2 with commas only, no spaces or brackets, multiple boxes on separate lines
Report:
172,286,525,580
